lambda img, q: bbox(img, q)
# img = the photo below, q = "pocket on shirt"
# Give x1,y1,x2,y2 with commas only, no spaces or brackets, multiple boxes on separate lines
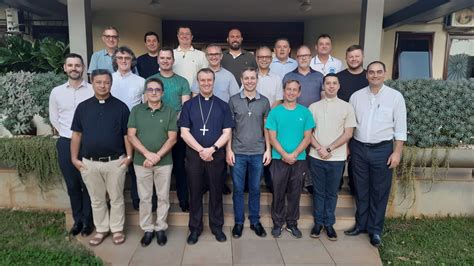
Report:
375,107,393,122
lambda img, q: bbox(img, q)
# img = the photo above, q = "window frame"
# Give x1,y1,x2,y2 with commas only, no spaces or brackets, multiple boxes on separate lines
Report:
392,31,434,80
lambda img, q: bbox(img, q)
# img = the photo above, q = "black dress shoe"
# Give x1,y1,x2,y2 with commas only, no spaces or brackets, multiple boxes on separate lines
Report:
70,223,83,236
156,230,167,246
369,233,382,247
141,231,154,247
223,184,232,195
325,225,338,241
81,225,94,237
187,231,200,245
213,230,227,242
310,224,323,238
180,201,189,212
232,224,244,238
305,185,314,194
132,199,140,211
344,226,367,236
250,223,267,237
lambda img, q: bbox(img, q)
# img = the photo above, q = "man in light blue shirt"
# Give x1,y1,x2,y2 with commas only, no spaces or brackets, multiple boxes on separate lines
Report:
88,26,119,74
270,38,297,79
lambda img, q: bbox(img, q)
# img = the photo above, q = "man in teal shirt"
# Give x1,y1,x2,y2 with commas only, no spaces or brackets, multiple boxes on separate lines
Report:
265,79,315,239
128,77,177,247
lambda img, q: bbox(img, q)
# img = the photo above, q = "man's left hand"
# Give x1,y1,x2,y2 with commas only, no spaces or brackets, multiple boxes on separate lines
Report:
387,152,401,169
263,150,272,166
120,156,132,167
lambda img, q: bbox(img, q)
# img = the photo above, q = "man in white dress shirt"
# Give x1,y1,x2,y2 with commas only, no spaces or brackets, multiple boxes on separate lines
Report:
111,46,145,210
49,53,94,236
310,34,343,76
344,61,407,248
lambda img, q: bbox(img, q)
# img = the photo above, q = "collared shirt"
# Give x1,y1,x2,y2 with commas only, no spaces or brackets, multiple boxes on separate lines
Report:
136,53,159,78
191,67,240,103
228,91,270,154
336,69,368,102
269,57,297,78
256,71,283,107
49,80,94,138
71,96,130,158
221,50,258,87
265,104,315,160
310,55,343,76
111,71,145,111
173,46,208,86
88,49,114,74
148,72,191,112
128,103,178,166
178,94,234,147
308,97,356,161
350,84,407,144
282,68,324,107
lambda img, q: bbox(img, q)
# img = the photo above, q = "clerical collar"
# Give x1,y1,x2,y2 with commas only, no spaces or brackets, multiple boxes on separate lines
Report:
324,97,337,102
95,95,111,104
199,94,213,101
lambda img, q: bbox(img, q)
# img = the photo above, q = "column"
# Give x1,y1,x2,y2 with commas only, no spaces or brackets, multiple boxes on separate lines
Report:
359,0,384,67
67,0,92,68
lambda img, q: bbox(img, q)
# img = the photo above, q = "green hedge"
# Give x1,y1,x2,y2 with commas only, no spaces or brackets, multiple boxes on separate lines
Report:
387,79,474,148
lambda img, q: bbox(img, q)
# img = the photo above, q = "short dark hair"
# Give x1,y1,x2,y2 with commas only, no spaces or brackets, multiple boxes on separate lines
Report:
144,31,160,43
103,26,119,36
323,73,339,84
284,79,301,91
158,47,175,60
346,44,363,54
91,69,112,82
177,26,192,35
240,67,258,78
367,61,386,72
316,34,332,44
64,53,84,65
197,68,215,81
144,77,164,92
112,46,137,71
274,38,290,48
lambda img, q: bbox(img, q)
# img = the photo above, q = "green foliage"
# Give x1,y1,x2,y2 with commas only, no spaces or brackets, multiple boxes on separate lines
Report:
0,36,69,74
387,79,474,148
380,216,474,265
0,136,61,190
0,71,66,134
0,209,102,265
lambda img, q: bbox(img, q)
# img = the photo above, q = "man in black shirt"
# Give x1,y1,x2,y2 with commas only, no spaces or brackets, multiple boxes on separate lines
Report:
136,32,160,78
336,45,369,194
71,69,133,247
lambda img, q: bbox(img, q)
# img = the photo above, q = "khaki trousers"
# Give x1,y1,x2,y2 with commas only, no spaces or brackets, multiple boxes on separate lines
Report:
134,164,173,232
81,158,127,233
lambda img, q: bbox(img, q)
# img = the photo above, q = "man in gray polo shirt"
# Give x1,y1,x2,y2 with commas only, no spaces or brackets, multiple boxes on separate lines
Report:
227,67,271,238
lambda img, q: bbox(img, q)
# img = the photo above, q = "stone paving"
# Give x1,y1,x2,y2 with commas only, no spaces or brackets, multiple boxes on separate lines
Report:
77,225,382,266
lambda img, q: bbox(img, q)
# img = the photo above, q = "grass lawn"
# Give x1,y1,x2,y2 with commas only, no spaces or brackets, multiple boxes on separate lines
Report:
0,209,102,265
380,216,474,265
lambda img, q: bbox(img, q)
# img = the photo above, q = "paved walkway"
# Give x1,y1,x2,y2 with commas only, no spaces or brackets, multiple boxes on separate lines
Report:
77,225,382,265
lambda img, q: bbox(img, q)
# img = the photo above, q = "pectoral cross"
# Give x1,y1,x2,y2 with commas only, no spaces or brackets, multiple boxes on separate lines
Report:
248,111,252,117
200,124,209,136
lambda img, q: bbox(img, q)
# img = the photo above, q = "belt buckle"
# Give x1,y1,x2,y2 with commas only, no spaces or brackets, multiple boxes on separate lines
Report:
98,156,110,162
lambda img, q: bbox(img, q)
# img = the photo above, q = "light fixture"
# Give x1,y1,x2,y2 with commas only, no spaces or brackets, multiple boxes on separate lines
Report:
150,0,161,8
299,0,312,12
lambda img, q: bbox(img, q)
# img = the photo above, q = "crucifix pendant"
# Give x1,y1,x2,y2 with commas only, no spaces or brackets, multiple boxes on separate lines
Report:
248,111,252,117
200,124,209,136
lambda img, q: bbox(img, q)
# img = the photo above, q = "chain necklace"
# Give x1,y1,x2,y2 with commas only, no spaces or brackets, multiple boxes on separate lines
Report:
198,95,214,136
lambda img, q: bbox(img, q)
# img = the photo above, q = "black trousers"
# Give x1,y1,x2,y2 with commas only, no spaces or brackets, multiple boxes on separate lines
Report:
350,139,393,235
57,137,92,226
186,147,226,233
270,159,307,227
172,132,189,206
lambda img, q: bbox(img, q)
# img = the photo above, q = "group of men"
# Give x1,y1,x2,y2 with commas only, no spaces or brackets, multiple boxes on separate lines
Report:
49,25,406,249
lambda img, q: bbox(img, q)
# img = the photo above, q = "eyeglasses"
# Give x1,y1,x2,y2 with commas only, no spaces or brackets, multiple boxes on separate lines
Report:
116,56,132,61
145,88,163,93
103,35,119,39
206,53,222,57
296,54,311,59
257,56,272,60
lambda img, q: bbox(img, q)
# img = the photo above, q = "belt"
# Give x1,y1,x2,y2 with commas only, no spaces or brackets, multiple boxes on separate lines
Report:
88,154,122,162
358,140,392,148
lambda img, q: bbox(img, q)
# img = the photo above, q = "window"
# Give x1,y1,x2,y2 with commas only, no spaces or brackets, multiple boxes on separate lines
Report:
393,32,434,80
444,34,474,80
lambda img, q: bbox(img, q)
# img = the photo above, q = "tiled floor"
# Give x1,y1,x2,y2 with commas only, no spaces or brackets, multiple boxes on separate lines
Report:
77,226,382,266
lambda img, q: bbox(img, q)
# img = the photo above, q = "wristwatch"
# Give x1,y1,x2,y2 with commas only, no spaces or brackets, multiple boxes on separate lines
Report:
212,144,219,151
326,147,332,153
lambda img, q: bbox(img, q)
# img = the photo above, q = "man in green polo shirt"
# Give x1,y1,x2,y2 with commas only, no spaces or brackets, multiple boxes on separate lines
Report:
128,78,178,247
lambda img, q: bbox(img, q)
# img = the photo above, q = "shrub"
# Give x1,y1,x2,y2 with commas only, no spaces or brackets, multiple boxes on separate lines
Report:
387,79,474,148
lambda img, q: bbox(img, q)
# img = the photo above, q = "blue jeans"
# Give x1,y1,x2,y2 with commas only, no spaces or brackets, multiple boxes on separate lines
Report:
232,154,263,225
309,157,344,226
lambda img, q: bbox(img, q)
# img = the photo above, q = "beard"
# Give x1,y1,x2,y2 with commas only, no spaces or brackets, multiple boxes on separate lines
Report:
230,42,241,50
348,62,363,71
67,71,82,80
